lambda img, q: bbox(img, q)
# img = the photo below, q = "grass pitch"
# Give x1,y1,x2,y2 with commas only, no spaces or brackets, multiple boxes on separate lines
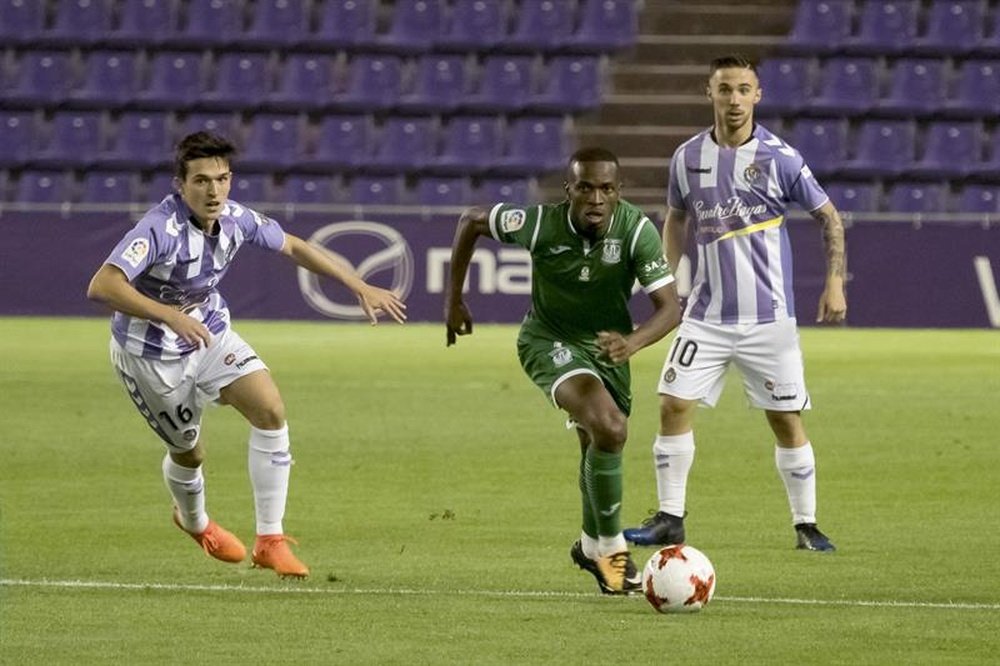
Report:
1,318,998,664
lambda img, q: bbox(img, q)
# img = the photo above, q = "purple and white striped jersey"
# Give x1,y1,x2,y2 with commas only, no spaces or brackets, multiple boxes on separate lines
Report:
668,124,829,325
104,193,286,360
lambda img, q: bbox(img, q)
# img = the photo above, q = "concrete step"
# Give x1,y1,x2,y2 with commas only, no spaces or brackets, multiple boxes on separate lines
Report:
610,64,708,95
629,34,785,65
594,93,710,126
638,2,795,36
575,123,701,156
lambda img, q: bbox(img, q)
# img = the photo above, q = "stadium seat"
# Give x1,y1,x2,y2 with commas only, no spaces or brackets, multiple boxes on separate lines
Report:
238,114,303,172
437,0,506,52
0,111,36,168
43,0,112,47
99,111,173,170
368,117,437,173
494,116,571,175
378,0,445,54
5,51,74,109
169,0,244,47
306,0,378,50
144,172,177,202
843,0,920,55
462,55,537,114
81,171,142,203
229,173,273,205
0,0,45,46
69,51,139,110
970,127,1000,178
397,55,469,114
877,58,945,117
912,0,985,55
506,0,575,53
300,114,374,172
909,121,982,179
107,0,178,48
177,112,241,142
756,57,813,116
331,55,404,113
281,174,342,204
267,54,336,112
823,181,880,213
32,111,105,169
242,0,309,49
975,7,1000,56
782,0,854,55
843,119,916,178
810,57,879,116
885,181,948,213
15,170,75,203
476,177,537,203
528,56,605,113
199,53,271,111
430,115,504,175
790,118,848,178
136,51,206,111
349,175,408,206
943,60,1000,118
567,0,640,53
955,184,1000,213
415,176,473,206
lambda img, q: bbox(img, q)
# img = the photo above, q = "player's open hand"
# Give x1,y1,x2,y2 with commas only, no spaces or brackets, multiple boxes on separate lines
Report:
357,286,407,325
597,330,634,365
445,301,473,346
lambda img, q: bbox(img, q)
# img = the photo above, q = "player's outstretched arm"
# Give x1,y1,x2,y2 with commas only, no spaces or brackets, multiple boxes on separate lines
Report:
280,233,407,325
445,206,491,346
811,200,847,324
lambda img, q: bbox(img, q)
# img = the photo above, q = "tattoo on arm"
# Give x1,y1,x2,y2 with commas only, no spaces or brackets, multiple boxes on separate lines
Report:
816,207,846,278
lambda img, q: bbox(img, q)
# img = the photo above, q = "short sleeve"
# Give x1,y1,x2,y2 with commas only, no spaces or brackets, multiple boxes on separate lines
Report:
667,148,687,212
788,163,830,213
105,219,166,281
234,204,286,251
630,217,675,293
488,203,540,249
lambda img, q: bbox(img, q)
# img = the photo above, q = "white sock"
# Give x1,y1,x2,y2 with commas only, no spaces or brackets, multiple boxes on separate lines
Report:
580,532,599,559
775,443,817,525
597,533,628,557
653,432,695,516
248,424,292,536
162,455,208,534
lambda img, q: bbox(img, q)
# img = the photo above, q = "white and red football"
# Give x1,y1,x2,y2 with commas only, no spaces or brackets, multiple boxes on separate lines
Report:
641,544,716,613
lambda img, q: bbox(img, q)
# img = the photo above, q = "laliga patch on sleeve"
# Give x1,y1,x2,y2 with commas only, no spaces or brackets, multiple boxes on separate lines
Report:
499,209,526,233
121,238,150,268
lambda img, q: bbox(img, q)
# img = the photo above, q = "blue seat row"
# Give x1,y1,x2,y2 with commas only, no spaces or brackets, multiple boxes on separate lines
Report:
825,181,1000,215
0,0,638,55
0,50,607,115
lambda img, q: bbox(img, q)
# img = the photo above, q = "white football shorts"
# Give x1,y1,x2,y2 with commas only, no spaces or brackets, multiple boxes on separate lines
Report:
109,328,268,451
657,317,811,411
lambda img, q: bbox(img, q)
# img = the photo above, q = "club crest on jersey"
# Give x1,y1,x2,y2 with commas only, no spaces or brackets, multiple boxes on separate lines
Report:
601,239,622,264
121,238,150,268
578,265,591,282
743,163,763,185
549,345,572,368
499,209,526,233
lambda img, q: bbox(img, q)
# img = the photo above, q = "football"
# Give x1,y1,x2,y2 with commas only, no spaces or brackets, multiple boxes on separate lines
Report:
641,544,716,613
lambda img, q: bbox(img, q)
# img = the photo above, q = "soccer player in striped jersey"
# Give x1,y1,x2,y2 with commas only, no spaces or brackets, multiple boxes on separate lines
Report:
445,147,683,594
87,132,406,577
623,55,847,552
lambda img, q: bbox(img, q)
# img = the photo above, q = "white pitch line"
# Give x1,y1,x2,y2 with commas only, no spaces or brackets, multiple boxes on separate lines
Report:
2,578,998,611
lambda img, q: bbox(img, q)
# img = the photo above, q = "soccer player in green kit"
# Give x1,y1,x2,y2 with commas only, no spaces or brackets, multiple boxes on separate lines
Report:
445,147,683,594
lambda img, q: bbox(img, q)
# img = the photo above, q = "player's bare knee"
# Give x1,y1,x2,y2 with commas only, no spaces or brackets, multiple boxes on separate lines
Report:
251,402,286,430
660,396,695,431
590,409,628,452
170,445,203,468
765,410,807,446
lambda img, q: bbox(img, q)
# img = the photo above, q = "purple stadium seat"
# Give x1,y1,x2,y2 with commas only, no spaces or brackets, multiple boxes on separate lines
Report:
281,174,342,204
169,0,243,47
331,55,404,113
177,112,241,142
877,58,945,117
976,6,1000,56
0,0,45,45
349,175,408,206
99,111,173,170
238,114,302,172
107,0,178,47
16,170,76,204
462,55,537,113
913,0,985,55
844,0,920,55
379,0,445,54
567,0,639,53
843,119,916,178
790,118,848,178
495,116,571,175
955,184,999,213
82,171,141,203
199,53,271,111
430,115,504,175
783,0,854,55
437,0,506,52
6,51,74,109
300,114,373,171
416,177,473,206
810,57,879,116
43,0,112,47
136,51,205,111
144,172,177,202
943,60,1000,118
229,173,274,205
306,0,377,50
32,111,105,169
397,55,469,114
909,121,982,179
756,57,813,116
368,117,437,173
970,126,1000,178
0,112,36,168
886,181,948,213
69,51,139,109
824,181,880,213
506,0,575,53
267,54,336,112
476,177,537,203
242,0,309,49
528,56,605,113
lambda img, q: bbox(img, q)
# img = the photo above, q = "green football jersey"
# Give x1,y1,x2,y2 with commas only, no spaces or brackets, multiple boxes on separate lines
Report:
488,199,674,343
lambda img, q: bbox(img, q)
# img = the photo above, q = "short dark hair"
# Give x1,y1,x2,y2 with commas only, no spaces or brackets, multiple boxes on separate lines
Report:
708,55,758,77
175,131,236,180
566,146,619,178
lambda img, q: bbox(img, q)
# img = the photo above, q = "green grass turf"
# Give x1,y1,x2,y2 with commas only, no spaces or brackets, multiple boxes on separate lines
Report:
1,318,998,664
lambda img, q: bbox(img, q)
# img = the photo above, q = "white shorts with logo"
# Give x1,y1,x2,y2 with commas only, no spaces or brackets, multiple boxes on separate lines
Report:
657,317,811,411
109,328,269,451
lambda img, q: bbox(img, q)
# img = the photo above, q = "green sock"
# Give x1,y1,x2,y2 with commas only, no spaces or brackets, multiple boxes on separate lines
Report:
584,447,623,536
579,453,598,538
